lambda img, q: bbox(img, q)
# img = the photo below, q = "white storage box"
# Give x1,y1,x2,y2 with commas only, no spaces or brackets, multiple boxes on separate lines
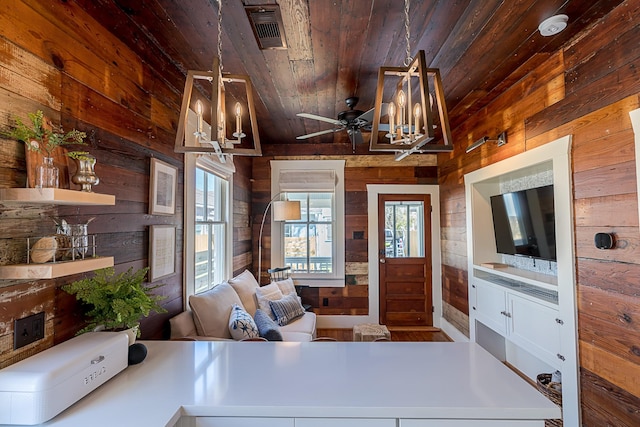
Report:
0,331,128,425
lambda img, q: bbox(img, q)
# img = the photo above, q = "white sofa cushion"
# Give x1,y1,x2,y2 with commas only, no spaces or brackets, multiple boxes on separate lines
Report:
254,283,283,320
280,311,316,338
228,304,259,340
189,282,243,339
228,269,260,316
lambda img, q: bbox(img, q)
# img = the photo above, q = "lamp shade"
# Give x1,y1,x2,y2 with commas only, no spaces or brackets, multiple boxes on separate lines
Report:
272,200,301,221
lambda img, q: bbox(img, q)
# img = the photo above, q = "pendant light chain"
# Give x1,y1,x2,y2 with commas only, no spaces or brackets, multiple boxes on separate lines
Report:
403,0,412,66
217,0,223,74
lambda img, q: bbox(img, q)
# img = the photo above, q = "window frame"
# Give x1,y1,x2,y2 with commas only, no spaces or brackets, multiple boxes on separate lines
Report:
270,160,345,287
184,154,234,301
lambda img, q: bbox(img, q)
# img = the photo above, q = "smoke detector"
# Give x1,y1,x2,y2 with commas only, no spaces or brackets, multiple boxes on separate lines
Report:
538,14,569,37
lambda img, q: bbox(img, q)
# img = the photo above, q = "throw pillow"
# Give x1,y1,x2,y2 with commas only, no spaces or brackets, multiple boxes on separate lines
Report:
254,283,284,320
189,282,242,338
269,293,305,326
228,269,260,315
253,309,283,341
272,277,296,296
228,304,259,340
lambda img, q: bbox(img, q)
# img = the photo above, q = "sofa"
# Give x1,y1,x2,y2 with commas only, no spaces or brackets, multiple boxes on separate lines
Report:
169,269,316,342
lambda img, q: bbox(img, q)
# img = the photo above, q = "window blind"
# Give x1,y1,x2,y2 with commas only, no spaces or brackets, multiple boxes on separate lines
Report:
278,169,336,192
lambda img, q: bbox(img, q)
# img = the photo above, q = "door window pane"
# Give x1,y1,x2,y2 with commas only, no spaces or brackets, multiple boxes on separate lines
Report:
384,201,425,258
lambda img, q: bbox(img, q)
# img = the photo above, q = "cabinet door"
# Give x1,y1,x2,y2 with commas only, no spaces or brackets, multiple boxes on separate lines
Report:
508,293,561,367
400,419,543,426
195,418,293,427
296,419,395,427
474,281,507,335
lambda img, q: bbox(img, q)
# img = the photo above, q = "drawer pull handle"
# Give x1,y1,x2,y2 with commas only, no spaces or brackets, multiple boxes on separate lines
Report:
557,353,565,361
91,355,105,365
555,318,564,325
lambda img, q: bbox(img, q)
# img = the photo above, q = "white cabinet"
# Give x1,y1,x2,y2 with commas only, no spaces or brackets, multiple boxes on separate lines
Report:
508,292,562,367
296,419,395,427
472,278,562,369
473,281,508,334
400,420,543,426
194,418,394,427
195,418,293,427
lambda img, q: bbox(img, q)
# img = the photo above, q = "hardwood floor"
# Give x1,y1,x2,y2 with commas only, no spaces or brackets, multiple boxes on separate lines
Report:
316,327,451,342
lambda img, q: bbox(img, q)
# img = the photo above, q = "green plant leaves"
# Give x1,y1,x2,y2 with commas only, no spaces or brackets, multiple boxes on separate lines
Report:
63,267,167,335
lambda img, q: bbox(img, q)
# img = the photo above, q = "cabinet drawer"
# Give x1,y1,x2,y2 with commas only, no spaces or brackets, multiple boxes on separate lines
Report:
296,419,395,427
195,418,293,427
400,419,543,426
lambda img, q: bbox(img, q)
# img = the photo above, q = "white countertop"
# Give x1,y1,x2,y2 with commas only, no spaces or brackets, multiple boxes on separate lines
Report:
16,341,559,426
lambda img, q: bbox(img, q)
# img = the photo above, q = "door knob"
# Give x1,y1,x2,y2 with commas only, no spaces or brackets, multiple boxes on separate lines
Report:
379,259,386,263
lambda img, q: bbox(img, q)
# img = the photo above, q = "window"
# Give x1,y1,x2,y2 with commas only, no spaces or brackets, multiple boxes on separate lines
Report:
185,154,234,298
194,167,228,293
271,160,345,287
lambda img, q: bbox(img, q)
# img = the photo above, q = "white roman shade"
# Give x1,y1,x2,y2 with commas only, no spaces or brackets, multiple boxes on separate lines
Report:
278,170,337,192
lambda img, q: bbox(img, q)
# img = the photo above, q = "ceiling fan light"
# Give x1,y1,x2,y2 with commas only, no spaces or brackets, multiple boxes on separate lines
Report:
538,14,568,37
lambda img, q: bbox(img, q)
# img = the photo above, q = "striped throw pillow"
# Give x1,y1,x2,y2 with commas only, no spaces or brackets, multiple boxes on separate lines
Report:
269,293,305,326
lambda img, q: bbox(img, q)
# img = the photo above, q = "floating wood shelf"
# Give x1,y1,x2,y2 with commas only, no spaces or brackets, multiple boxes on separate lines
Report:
0,257,114,280
0,188,115,205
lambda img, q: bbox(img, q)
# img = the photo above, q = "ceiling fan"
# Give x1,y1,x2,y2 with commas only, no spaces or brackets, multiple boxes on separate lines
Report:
296,97,385,150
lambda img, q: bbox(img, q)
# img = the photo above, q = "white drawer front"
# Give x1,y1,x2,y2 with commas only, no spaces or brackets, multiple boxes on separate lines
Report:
296,419,396,427
400,419,543,426
196,417,294,427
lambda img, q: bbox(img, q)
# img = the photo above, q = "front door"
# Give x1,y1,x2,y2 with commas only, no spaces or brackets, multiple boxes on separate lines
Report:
378,194,432,326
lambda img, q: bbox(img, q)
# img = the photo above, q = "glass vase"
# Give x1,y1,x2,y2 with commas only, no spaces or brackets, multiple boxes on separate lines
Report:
35,157,59,189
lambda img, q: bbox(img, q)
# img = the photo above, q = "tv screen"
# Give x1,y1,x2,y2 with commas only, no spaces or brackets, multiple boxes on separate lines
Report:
490,185,556,261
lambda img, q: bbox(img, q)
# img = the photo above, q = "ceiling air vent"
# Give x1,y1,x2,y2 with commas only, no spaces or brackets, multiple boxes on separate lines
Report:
245,5,287,50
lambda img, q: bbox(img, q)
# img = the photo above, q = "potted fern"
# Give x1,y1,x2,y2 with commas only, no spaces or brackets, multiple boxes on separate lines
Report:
63,267,167,344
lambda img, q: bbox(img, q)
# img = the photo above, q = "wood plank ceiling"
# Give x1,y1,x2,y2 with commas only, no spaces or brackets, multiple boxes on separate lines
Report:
75,0,625,152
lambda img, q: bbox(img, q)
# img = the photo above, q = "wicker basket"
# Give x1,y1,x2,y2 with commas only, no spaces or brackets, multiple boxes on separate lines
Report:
536,373,563,427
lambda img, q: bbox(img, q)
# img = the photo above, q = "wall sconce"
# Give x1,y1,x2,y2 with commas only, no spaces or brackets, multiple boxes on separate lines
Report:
465,132,508,153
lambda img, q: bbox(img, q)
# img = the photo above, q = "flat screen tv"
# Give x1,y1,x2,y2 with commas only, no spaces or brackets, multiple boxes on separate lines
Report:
490,184,556,262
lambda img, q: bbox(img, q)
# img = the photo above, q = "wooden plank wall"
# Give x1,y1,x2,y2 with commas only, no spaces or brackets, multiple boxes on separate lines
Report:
252,152,437,316
0,1,251,368
438,1,640,424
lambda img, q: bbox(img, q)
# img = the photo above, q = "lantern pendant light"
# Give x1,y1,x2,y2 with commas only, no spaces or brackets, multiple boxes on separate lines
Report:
370,0,453,158
174,0,261,158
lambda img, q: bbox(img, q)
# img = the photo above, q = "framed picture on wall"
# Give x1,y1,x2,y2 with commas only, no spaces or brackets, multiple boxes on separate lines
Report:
149,225,176,281
149,158,177,215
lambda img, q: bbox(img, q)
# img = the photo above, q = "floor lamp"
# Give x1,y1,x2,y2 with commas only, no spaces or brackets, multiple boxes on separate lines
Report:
257,193,301,283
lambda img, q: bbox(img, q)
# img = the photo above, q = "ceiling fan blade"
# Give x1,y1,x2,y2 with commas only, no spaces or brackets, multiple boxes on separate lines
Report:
347,129,364,151
356,103,389,123
297,113,342,126
296,128,342,140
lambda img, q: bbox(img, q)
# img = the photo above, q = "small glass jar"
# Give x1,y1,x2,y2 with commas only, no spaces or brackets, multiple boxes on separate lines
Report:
35,157,59,189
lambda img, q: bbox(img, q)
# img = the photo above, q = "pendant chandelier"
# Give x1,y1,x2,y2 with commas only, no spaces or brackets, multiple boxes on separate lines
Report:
370,0,453,159
174,0,261,159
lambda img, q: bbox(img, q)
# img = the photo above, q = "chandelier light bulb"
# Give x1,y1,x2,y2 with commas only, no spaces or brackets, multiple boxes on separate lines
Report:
413,103,421,134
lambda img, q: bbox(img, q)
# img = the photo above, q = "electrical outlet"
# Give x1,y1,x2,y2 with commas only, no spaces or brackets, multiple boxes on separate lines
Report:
14,312,45,350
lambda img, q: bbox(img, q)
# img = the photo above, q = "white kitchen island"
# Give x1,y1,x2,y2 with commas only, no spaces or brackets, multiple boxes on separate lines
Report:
12,341,560,427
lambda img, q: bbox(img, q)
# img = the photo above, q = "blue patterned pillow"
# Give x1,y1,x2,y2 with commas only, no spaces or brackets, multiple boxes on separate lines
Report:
253,309,283,341
269,293,305,326
228,304,259,340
